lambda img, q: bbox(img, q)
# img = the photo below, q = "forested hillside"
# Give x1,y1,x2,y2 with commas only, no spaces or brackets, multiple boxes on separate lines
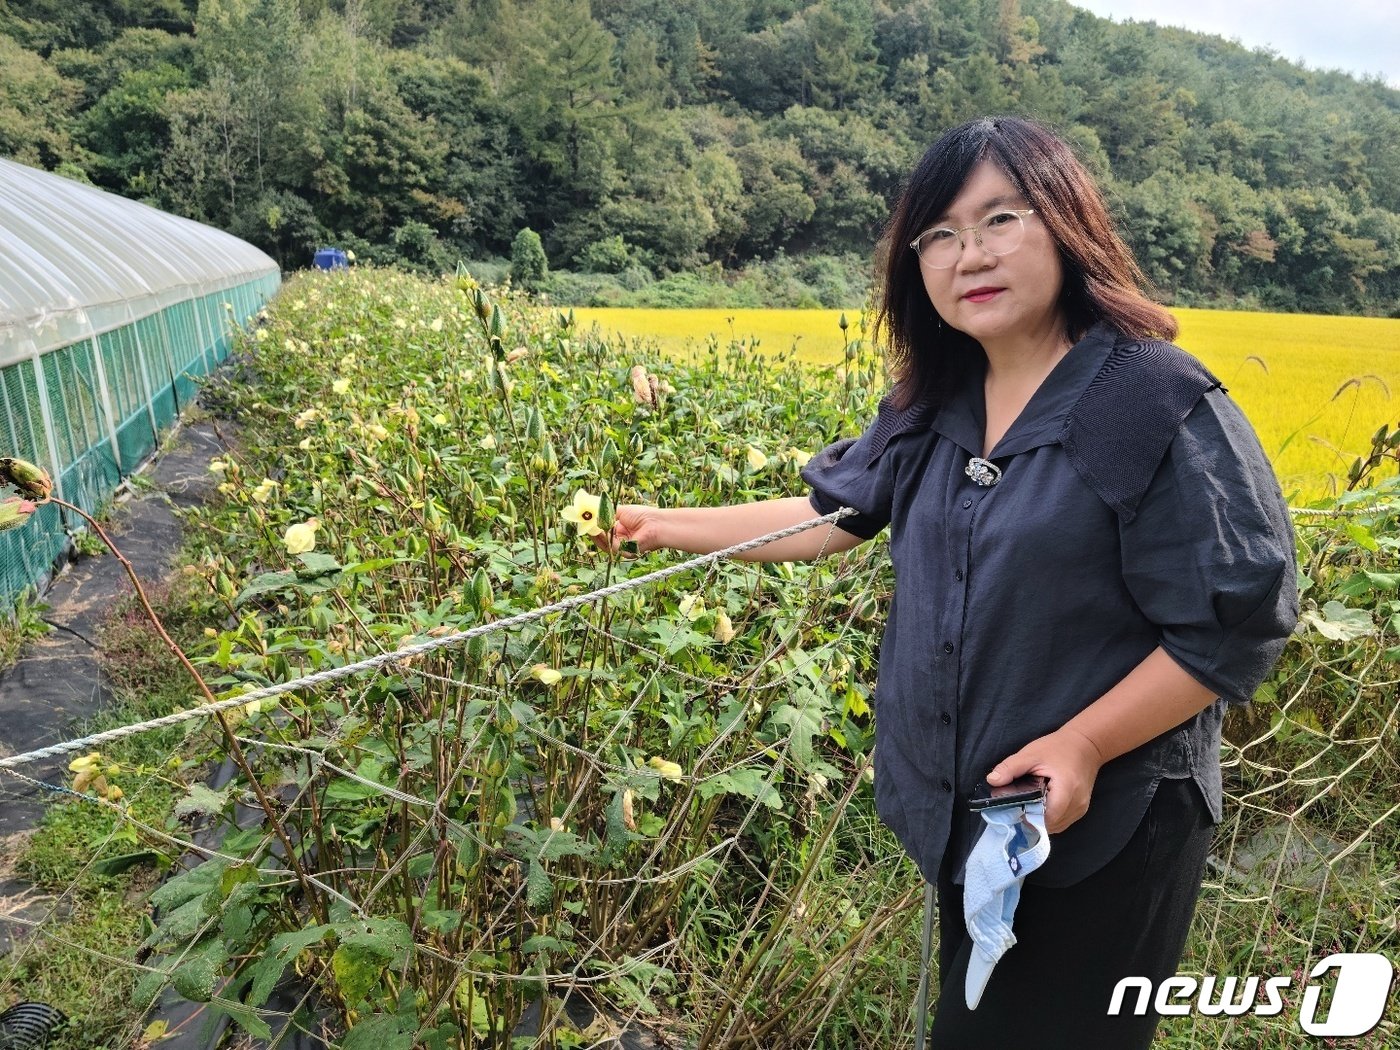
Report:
3,0,1398,314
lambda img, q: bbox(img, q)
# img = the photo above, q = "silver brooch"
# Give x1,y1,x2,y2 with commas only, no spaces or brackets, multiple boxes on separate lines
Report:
964,457,1002,487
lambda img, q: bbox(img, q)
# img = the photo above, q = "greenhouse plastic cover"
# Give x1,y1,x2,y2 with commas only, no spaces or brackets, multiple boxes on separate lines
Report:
0,157,280,366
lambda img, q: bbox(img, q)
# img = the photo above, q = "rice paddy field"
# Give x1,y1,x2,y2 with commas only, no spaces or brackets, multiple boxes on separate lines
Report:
572,306,1400,502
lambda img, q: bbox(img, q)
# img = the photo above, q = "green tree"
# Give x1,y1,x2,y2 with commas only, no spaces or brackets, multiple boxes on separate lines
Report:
0,34,84,167
511,227,549,288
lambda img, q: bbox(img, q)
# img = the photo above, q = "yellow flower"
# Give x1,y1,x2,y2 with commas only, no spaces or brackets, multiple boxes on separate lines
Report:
298,437,313,451
332,378,351,395
283,518,320,554
745,445,768,471
251,478,277,503
68,752,102,774
293,409,318,429
647,756,684,781
345,249,356,261
678,594,705,621
714,609,736,643
530,664,563,685
479,434,497,450
207,458,228,474
788,448,812,468
430,317,444,332
366,422,389,442
561,489,603,537
432,413,448,426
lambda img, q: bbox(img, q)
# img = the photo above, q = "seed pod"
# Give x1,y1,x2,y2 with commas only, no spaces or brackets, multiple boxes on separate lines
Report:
469,286,492,323
466,633,487,667
0,457,52,501
600,438,619,470
596,491,614,532
525,406,545,442
531,440,558,476
838,312,849,331
488,305,508,355
470,568,493,613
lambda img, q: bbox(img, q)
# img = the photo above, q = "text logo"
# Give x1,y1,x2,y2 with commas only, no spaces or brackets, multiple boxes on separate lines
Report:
1107,952,1395,1037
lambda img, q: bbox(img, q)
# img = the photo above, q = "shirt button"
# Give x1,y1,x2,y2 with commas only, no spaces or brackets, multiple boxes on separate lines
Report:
941,712,951,725
962,498,973,509
943,642,954,654
941,778,953,792
954,569,964,581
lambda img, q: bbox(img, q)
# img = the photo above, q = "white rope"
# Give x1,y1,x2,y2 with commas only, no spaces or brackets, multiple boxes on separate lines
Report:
0,507,857,770
1290,503,1394,519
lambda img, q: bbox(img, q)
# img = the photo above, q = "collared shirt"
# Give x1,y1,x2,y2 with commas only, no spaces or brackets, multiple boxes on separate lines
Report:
803,324,1298,887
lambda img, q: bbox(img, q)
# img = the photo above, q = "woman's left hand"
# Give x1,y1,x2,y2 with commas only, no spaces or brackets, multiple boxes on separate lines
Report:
985,727,1105,834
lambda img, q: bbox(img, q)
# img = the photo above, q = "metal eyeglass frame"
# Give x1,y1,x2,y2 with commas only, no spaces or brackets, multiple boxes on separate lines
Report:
909,208,1037,268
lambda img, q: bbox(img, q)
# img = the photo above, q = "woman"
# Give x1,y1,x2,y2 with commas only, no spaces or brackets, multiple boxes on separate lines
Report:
606,116,1297,1047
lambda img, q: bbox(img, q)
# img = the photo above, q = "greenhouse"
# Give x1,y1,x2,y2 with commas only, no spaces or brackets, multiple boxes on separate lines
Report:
0,158,279,607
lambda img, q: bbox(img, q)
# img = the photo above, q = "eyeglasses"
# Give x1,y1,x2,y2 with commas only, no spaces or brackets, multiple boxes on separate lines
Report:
909,208,1036,269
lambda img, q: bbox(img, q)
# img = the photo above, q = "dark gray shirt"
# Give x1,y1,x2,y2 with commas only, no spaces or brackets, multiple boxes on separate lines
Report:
804,324,1298,887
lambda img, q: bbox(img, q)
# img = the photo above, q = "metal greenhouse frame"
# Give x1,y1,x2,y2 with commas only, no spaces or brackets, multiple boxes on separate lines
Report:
0,157,281,607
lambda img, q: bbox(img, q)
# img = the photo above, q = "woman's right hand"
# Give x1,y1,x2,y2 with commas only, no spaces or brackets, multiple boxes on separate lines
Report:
599,504,667,555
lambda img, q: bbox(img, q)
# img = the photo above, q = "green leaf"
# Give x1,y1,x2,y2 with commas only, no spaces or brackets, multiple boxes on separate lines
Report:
142,896,208,952
526,858,552,910
340,1013,415,1050
173,783,234,822
219,862,258,898
296,551,343,576
149,859,229,911
234,569,298,605
171,938,229,1002
772,699,823,769
210,995,273,1041
92,849,161,876
1301,600,1373,641
1363,571,1400,590
246,924,333,1008
343,557,402,574
332,943,386,1005
1345,522,1379,551
696,767,782,809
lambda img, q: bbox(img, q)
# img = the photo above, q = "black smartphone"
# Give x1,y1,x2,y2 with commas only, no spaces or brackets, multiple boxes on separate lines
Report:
968,774,1047,811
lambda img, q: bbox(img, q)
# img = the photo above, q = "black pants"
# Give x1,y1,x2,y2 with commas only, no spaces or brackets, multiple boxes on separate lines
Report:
927,776,1214,1050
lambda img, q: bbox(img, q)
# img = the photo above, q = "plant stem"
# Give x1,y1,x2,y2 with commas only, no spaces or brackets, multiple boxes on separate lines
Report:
48,495,327,922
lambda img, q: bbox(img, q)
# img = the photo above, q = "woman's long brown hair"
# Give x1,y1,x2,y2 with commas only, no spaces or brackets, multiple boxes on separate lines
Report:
877,116,1177,411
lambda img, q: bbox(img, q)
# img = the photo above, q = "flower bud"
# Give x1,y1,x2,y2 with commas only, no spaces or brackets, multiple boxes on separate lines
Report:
0,457,52,501
0,496,37,533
